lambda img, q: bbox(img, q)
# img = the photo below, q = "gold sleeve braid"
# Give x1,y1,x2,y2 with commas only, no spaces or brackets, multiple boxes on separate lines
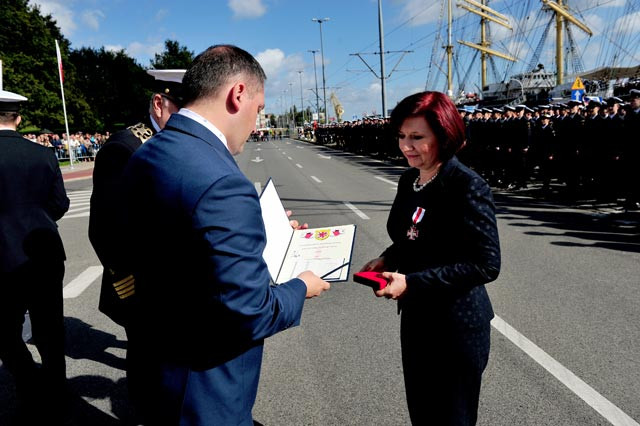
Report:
127,122,154,143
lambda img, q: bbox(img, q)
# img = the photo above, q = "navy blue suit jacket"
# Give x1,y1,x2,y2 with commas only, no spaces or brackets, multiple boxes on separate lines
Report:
124,114,306,425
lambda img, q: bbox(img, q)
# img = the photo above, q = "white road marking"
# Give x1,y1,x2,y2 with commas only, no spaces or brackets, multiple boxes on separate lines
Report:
311,176,322,183
61,192,91,219
254,181,262,194
318,154,331,159
375,176,398,187
66,206,90,214
491,315,639,426
344,202,369,220
296,164,303,169
62,212,90,219
287,157,293,160
63,266,103,299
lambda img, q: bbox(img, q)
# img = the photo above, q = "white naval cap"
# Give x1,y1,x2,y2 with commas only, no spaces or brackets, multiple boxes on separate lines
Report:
146,69,186,104
0,89,28,112
146,69,186,83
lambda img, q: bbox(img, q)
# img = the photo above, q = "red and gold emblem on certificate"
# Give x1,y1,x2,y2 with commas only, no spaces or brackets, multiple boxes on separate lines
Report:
315,229,330,240
407,207,425,240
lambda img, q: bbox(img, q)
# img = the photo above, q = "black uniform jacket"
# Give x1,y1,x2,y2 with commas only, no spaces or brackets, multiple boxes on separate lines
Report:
0,130,69,273
382,156,501,330
88,121,154,326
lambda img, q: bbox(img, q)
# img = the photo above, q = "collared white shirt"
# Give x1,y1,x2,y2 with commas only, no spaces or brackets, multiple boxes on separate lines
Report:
149,114,161,133
177,108,229,152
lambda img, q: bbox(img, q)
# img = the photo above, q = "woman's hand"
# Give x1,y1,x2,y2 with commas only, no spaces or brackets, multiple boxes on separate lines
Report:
375,272,408,300
286,210,308,230
360,257,386,272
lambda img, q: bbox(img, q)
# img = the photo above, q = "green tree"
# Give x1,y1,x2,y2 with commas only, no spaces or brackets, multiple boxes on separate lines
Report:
0,0,97,131
70,47,151,131
150,40,194,69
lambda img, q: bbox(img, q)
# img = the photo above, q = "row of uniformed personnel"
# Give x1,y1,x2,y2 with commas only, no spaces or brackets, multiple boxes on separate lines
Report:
312,90,640,205
460,93,639,203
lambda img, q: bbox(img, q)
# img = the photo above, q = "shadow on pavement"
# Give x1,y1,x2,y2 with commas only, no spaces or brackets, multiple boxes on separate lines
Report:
0,317,137,425
65,317,127,370
494,191,640,253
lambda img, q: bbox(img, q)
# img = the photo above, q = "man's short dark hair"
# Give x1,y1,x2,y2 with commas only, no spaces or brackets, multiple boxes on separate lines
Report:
0,112,19,126
182,45,266,106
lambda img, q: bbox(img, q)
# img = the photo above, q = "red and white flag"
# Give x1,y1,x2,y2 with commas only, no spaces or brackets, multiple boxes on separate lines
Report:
55,40,64,83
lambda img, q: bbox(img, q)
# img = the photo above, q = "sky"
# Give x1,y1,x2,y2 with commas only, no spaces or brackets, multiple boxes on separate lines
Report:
30,0,640,121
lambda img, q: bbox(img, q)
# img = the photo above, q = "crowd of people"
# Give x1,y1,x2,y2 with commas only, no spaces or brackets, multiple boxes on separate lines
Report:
22,131,110,161
310,91,640,208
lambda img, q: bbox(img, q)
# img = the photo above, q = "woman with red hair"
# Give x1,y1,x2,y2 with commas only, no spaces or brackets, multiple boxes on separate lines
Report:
360,91,501,425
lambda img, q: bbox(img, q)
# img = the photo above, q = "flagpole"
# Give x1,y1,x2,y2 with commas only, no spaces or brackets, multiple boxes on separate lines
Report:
55,40,73,169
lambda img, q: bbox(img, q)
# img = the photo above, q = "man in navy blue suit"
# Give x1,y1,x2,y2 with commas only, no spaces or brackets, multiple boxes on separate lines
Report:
124,45,330,425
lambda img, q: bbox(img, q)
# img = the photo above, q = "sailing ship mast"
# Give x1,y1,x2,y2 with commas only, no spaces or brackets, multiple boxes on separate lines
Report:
446,0,453,97
457,0,517,89
541,0,592,85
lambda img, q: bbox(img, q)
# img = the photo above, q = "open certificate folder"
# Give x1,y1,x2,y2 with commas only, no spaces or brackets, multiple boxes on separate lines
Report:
259,179,356,284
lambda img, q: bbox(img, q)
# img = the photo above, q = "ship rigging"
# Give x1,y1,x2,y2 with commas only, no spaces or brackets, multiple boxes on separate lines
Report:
427,0,640,106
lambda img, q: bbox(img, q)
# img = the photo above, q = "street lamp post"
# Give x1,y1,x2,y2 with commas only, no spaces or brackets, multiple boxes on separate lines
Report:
281,91,286,129
307,50,320,121
288,82,294,129
297,70,304,125
312,18,329,124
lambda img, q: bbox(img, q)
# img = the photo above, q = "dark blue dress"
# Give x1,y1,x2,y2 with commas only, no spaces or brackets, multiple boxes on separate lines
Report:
382,156,501,425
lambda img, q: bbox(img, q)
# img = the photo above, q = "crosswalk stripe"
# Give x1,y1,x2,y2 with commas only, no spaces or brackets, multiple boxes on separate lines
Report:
66,206,90,214
63,266,103,299
61,211,90,219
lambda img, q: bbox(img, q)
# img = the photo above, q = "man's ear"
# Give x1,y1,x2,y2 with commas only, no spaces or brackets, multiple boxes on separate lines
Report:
15,115,22,127
151,94,164,115
227,82,246,114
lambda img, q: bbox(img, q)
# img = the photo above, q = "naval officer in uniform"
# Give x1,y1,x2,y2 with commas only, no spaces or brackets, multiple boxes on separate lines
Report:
88,69,185,417
89,69,185,328
0,89,69,422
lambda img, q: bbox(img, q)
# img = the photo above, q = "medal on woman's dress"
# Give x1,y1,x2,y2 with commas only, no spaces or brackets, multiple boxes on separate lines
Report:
407,206,425,240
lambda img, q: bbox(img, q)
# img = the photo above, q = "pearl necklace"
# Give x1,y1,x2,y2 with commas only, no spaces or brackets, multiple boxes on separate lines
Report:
412,172,439,192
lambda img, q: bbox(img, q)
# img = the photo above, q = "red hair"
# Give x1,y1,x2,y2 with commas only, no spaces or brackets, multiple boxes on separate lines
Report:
390,91,466,160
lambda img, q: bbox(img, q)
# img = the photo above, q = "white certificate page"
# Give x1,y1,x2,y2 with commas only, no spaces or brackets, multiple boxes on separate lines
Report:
259,179,356,284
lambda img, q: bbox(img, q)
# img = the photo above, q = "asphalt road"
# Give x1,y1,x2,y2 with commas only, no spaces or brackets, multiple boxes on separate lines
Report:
1,137,638,426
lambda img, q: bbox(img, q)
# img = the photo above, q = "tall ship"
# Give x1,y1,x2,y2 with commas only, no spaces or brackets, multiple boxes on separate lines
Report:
425,0,640,106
